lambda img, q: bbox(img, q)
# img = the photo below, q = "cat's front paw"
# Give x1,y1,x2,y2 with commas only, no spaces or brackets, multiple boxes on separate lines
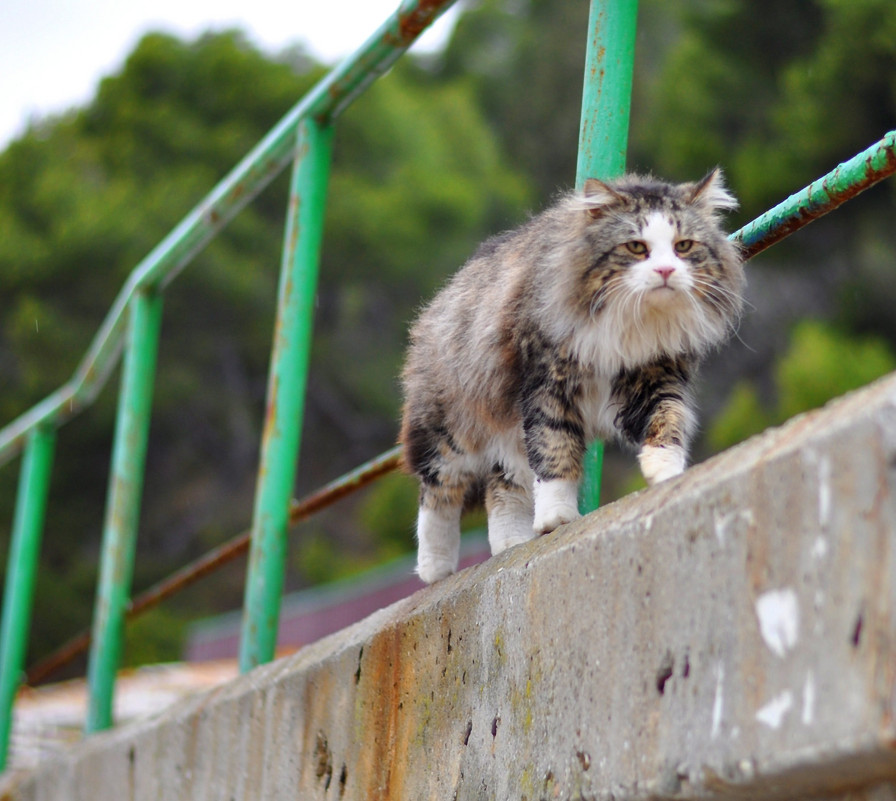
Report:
533,506,581,535
416,556,457,584
533,478,581,534
638,444,686,485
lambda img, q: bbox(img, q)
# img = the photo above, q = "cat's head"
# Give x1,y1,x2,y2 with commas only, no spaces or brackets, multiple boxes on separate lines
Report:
565,171,745,366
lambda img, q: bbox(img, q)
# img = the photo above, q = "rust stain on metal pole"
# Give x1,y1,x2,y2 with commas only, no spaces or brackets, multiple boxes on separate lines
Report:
396,0,448,43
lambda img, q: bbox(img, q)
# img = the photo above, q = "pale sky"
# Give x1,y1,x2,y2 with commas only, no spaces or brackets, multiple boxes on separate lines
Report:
0,0,462,149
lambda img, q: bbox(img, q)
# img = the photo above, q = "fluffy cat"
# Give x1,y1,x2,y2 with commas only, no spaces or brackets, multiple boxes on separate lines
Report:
400,171,744,583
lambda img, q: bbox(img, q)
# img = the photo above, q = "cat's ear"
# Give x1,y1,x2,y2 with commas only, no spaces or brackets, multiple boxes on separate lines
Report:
582,178,626,219
687,168,739,212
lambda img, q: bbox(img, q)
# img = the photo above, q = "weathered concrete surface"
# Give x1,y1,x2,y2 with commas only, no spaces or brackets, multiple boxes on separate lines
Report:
4,374,896,801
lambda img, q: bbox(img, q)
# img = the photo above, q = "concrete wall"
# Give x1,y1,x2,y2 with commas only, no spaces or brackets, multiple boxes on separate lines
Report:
3,374,896,801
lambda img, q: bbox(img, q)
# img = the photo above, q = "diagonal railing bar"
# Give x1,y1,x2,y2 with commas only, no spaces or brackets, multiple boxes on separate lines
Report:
733,130,896,259
0,0,457,471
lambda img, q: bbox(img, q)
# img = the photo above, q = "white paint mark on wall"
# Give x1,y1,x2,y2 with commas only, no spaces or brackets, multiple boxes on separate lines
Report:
714,508,755,545
711,663,724,738
756,691,793,729
818,455,832,528
802,671,816,725
810,536,828,560
756,588,800,658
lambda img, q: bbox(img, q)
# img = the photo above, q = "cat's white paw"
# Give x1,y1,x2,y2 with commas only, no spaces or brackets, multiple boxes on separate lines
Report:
638,444,686,485
416,507,460,584
417,555,457,584
532,478,581,535
534,506,580,535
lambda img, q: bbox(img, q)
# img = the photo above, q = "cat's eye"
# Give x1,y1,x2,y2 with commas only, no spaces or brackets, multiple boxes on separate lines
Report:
625,241,648,255
674,239,695,254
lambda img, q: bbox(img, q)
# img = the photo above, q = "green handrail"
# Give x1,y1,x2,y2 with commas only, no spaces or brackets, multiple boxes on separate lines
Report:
0,0,459,471
0,0,459,754
733,130,896,258
85,288,164,733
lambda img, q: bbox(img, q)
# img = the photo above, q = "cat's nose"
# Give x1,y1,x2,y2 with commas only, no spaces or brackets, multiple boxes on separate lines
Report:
654,266,676,283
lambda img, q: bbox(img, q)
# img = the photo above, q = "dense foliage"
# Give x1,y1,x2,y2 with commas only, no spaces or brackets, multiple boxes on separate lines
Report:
1,0,895,668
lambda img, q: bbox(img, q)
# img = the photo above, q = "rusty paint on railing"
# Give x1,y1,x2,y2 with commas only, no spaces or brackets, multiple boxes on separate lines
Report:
733,130,896,259
240,118,334,672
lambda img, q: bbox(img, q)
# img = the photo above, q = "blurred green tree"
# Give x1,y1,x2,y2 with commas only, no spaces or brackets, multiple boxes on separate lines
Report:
633,0,896,212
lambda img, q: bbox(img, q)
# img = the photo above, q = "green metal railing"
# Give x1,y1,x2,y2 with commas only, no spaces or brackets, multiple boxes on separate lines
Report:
1,0,895,772
0,0,461,761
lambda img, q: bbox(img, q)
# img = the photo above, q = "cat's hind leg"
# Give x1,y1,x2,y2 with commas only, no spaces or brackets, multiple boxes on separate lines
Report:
416,505,461,583
416,480,466,583
485,467,535,555
401,409,470,582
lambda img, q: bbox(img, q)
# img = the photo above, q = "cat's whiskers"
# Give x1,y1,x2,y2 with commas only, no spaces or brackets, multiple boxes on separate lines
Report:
689,276,756,352
687,284,728,322
689,272,742,303
630,288,651,342
690,276,749,323
588,283,611,317
588,275,628,320
694,275,756,315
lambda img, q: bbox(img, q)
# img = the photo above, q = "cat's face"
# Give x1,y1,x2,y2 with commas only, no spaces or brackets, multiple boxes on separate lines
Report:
618,211,703,302
604,207,739,316
570,171,745,365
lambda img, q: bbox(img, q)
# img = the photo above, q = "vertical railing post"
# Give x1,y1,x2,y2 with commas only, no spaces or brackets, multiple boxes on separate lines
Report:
239,118,333,673
576,0,639,513
0,426,55,770
85,288,163,733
